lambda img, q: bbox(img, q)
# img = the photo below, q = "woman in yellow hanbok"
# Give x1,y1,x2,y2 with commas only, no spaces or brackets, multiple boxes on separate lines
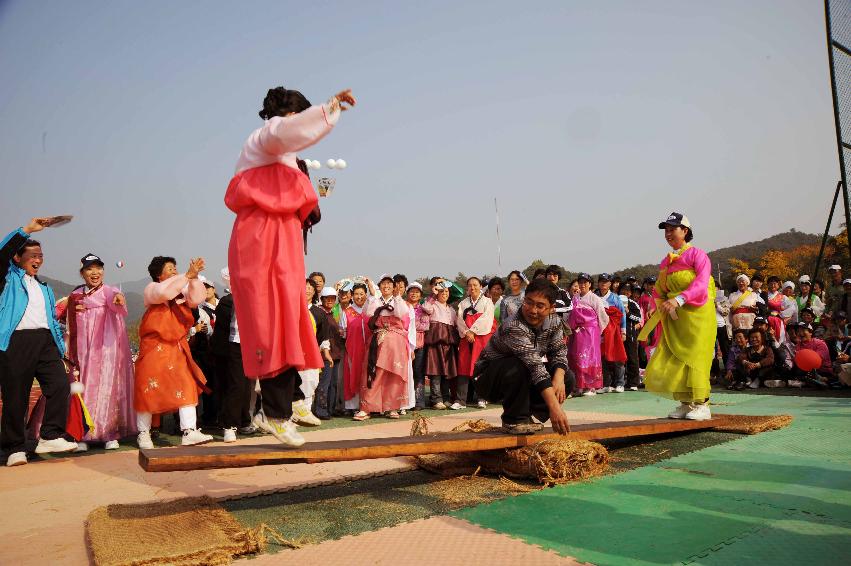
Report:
639,212,716,420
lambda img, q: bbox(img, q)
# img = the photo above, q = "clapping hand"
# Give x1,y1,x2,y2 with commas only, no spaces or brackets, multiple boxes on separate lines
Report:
186,257,206,279
334,89,356,110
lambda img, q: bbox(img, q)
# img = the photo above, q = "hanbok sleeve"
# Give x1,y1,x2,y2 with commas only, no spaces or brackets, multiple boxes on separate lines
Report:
144,275,190,307
420,297,436,315
456,300,470,335
103,285,128,317
256,102,341,156
811,295,825,317
594,296,610,333
678,248,711,307
469,298,495,335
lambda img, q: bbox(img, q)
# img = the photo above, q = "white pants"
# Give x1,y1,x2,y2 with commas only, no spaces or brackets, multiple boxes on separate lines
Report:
298,369,320,408
136,406,197,433
344,393,360,411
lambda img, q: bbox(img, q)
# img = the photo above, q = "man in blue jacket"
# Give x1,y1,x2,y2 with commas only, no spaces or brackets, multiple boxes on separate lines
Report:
1,218,77,467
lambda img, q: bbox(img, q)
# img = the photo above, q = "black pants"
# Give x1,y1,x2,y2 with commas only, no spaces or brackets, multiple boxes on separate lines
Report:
217,344,254,428
732,364,773,385
428,375,452,406
195,350,218,426
624,336,640,388
412,348,426,409
259,367,304,420
475,357,574,425
0,329,69,454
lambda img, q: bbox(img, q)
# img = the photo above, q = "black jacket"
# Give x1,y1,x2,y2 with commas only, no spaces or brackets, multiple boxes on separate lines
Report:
210,293,234,354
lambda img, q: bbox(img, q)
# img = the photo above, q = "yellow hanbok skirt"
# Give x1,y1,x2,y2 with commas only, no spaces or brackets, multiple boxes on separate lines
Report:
644,269,716,402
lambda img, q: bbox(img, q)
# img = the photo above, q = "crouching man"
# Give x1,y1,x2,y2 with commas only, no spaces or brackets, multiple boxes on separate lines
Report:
473,279,574,435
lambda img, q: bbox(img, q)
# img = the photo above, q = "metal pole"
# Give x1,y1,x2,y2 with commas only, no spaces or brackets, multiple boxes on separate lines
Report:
494,197,502,269
812,181,841,286
824,0,851,262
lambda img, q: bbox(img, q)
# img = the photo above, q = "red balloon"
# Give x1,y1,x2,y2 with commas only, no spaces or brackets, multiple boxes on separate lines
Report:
795,349,822,372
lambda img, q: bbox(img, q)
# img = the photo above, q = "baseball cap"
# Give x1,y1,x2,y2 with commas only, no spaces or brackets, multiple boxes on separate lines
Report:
843,279,851,285
597,273,612,282
658,212,692,230
577,272,593,282
836,310,848,320
829,264,842,272
406,282,423,292
320,286,337,298
625,274,637,282
80,253,104,269
754,316,767,324
798,274,811,283
794,321,812,331
198,275,214,288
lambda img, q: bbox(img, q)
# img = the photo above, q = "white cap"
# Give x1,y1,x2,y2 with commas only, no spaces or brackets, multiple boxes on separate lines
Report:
736,273,750,283
783,281,795,291
830,264,843,271
320,286,337,298
378,273,394,283
798,274,811,283
406,282,423,292
843,279,851,285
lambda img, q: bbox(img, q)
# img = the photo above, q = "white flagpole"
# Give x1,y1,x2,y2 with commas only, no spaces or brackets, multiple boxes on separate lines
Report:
494,197,502,269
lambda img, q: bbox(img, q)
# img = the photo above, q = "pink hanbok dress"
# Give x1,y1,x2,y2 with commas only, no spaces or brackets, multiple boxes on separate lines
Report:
568,294,603,389
225,102,341,379
343,304,369,410
361,296,410,412
62,284,136,442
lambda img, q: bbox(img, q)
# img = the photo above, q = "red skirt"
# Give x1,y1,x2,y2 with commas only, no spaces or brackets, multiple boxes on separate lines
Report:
456,312,495,377
601,306,627,363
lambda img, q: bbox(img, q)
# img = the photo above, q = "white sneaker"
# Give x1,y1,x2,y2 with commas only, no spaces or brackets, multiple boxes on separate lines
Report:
104,440,120,450
137,431,154,450
595,387,607,394
399,409,407,415
668,403,693,419
74,442,89,452
292,400,321,426
253,413,305,447
35,437,78,454
449,402,465,410
788,379,804,388
6,452,27,467
628,386,639,391
747,379,760,389
181,429,214,446
614,386,625,393
581,390,596,397
477,400,488,408
685,403,711,421
223,427,237,443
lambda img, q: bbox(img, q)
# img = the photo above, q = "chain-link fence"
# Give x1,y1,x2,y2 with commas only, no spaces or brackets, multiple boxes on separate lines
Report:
827,0,851,201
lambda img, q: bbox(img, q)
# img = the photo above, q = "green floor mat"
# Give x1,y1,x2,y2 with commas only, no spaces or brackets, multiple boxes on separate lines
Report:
455,393,851,566
689,517,851,565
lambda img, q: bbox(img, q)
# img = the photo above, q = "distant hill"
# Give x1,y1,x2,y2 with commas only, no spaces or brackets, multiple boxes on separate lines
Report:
611,230,822,287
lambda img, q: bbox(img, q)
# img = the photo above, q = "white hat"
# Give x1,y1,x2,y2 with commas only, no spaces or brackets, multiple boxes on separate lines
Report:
320,286,337,298
843,279,851,285
783,281,795,291
736,273,750,283
406,282,423,292
220,267,230,283
830,264,843,271
378,273,394,283
798,274,811,283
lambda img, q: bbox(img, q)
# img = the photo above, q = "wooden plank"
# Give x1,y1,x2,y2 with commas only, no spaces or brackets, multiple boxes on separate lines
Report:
140,416,731,473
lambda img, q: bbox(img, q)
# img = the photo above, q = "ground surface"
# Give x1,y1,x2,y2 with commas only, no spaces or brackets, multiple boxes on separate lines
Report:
1,388,848,565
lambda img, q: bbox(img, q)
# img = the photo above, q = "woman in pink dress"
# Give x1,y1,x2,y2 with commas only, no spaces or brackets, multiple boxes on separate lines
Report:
343,283,371,413
569,273,607,395
225,86,355,444
57,254,136,450
355,275,410,420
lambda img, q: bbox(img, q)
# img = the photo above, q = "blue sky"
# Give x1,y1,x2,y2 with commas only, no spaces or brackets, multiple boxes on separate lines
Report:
0,0,842,286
